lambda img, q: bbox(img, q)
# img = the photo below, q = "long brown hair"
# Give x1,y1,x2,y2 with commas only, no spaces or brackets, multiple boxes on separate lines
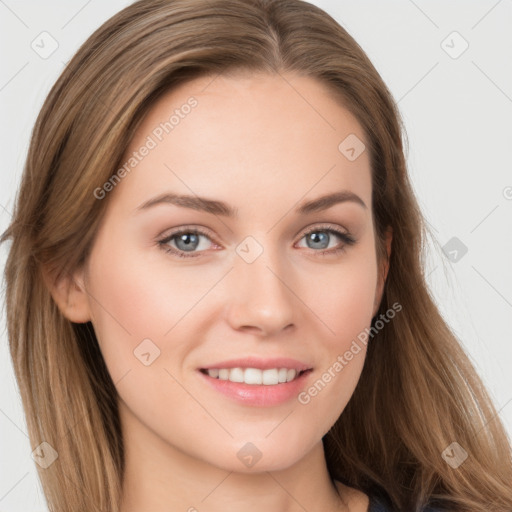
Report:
2,1,511,510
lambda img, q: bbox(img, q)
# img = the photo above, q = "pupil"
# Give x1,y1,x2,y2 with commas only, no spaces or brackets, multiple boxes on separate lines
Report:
309,232,328,249
177,233,198,251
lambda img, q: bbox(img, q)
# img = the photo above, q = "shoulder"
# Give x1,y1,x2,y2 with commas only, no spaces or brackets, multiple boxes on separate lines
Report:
334,481,369,511
334,480,441,512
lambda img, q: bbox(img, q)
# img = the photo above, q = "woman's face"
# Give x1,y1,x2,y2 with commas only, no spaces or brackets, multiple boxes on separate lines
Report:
77,72,389,472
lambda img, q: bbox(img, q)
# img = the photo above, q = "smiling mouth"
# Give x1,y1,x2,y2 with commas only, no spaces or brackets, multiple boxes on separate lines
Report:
199,367,312,385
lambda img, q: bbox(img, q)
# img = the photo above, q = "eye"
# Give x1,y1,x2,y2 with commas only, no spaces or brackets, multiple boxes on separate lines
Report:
157,227,218,258
295,224,356,256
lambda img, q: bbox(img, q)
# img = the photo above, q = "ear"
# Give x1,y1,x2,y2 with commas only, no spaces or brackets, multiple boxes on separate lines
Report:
42,264,92,323
372,227,393,317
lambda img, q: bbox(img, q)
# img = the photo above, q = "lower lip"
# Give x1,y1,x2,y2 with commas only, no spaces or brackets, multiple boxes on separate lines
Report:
198,370,313,407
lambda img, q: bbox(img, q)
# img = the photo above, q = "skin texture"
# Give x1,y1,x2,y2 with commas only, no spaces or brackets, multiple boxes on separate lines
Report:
48,72,392,512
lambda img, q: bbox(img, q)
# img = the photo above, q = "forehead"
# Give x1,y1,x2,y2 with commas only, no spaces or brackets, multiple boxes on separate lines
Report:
111,72,372,216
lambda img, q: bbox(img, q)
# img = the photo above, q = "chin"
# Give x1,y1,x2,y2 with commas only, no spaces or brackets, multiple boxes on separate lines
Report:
204,438,309,474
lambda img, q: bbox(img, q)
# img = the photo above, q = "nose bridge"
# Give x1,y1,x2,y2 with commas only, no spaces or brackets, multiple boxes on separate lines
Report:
226,236,297,334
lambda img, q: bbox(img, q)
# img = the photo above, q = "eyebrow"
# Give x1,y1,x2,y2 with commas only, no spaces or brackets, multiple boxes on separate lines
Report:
135,190,367,217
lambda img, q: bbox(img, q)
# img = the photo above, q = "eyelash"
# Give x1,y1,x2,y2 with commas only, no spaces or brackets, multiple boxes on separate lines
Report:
157,224,356,259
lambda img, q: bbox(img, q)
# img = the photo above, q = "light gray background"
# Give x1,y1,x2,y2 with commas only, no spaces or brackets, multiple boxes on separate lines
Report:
1,1,511,510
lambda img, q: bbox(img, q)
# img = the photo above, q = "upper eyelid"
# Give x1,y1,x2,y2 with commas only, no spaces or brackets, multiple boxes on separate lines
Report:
301,223,348,234
160,223,349,237
158,225,218,244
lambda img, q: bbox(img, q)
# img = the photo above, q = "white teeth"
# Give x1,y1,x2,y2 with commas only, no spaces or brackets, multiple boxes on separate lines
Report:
262,369,279,385
244,368,262,385
229,367,244,383
206,367,303,385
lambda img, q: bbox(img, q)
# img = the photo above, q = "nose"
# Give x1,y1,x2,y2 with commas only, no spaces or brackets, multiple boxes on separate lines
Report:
225,245,297,337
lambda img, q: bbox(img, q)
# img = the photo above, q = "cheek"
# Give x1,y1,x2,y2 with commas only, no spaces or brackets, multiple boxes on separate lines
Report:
84,239,182,377
303,243,378,349
88,235,196,327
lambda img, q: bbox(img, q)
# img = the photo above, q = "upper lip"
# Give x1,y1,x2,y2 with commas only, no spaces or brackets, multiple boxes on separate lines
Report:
199,357,313,372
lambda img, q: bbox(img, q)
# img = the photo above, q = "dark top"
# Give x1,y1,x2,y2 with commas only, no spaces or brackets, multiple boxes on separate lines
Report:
368,494,439,512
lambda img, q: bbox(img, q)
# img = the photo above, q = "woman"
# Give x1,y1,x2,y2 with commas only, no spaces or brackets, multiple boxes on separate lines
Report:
2,0,511,511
